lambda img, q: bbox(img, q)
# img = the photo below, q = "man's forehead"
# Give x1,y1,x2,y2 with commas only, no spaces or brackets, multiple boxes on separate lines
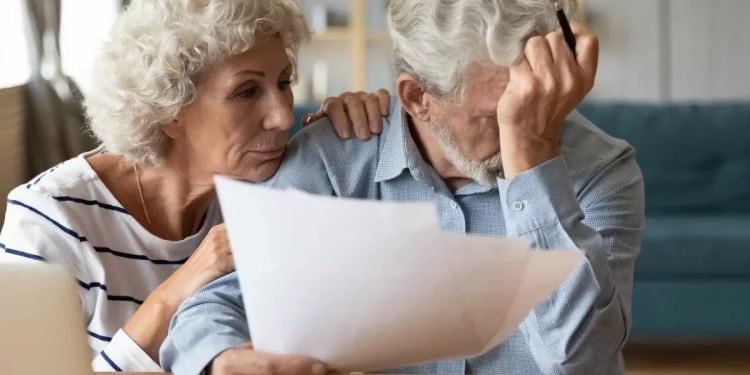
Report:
461,63,510,109
465,63,510,90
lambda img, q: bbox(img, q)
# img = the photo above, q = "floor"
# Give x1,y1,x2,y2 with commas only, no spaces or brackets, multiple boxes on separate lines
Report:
623,342,750,375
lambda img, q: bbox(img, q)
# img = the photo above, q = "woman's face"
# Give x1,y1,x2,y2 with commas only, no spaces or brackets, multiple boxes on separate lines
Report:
166,34,295,182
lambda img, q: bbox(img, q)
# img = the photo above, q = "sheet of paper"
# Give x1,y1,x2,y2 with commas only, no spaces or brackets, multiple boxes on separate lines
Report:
215,176,584,373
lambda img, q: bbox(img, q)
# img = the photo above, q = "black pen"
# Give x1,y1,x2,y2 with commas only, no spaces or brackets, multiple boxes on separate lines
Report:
554,1,577,54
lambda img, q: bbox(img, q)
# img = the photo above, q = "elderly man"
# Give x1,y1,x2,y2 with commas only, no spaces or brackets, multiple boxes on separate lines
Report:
160,0,644,374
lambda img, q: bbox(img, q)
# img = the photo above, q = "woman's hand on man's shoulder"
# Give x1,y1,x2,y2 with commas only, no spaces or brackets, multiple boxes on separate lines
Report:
301,89,392,141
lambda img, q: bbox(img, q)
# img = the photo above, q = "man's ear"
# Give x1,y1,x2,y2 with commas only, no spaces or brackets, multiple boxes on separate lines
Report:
161,118,183,140
396,74,431,123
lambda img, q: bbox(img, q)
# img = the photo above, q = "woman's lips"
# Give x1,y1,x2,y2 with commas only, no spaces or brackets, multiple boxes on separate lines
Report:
251,147,286,158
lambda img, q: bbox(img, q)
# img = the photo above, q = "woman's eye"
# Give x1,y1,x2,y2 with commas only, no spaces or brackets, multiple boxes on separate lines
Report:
278,80,292,90
236,87,258,99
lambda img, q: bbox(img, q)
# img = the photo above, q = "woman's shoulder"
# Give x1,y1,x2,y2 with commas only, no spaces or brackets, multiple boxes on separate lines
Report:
16,153,102,200
7,147,126,219
3,150,127,254
1,154,112,281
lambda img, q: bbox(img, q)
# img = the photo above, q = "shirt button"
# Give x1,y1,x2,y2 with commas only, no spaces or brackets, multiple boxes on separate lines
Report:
513,201,524,211
451,201,458,209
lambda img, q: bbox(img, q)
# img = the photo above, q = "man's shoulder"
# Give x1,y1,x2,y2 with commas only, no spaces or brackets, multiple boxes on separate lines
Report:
268,116,395,194
285,116,394,172
559,110,640,184
288,117,385,159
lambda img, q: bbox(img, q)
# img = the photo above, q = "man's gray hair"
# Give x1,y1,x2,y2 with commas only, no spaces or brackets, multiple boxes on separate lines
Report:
388,0,578,99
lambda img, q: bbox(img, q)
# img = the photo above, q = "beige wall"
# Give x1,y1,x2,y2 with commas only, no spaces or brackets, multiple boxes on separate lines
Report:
567,0,750,102
299,0,750,103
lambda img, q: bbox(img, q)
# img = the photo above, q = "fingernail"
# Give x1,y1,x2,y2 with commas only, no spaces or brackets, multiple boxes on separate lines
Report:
312,363,327,375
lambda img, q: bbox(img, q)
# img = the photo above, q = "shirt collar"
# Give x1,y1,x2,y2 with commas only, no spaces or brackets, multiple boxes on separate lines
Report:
374,98,410,182
372,97,498,195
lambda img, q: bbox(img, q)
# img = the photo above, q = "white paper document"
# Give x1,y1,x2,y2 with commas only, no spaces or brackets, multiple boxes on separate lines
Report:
215,176,584,373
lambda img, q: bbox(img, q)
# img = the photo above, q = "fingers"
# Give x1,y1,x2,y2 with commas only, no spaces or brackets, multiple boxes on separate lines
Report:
307,90,390,140
545,29,573,66
569,22,599,89
208,224,235,274
320,98,352,139
268,353,328,375
221,251,235,273
524,36,557,93
508,56,535,95
525,36,554,73
301,113,323,127
343,92,372,140
376,88,391,116
545,29,576,95
213,346,328,375
361,92,383,134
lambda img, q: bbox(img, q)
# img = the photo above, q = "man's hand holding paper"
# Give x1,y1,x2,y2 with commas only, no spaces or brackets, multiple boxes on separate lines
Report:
210,179,582,373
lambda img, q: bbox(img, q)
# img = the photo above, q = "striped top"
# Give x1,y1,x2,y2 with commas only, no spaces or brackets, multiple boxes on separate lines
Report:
0,147,223,372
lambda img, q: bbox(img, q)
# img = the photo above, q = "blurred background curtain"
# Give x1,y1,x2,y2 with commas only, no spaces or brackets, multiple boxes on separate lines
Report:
23,0,95,178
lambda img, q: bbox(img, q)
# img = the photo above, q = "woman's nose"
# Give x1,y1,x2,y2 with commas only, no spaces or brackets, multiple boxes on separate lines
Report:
263,93,295,131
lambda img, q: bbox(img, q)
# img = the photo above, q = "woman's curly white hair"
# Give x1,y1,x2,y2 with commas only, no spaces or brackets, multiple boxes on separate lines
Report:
84,0,311,167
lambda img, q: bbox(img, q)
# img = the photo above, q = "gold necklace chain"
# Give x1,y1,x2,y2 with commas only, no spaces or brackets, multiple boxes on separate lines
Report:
133,164,153,232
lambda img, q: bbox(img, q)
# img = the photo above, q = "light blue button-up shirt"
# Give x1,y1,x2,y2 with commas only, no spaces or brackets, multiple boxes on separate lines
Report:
160,98,644,375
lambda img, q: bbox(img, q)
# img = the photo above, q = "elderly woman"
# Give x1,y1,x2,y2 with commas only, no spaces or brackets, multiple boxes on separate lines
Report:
0,0,392,372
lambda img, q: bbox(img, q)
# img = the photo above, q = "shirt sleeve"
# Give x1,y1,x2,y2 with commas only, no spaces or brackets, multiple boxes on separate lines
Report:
92,330,163,372
496,150,645,375
0,187,162,373
160,272,249,375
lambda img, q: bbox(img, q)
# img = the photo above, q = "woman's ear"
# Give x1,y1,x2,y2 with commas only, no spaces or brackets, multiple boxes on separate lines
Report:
161,119,183,140
396,74,431,123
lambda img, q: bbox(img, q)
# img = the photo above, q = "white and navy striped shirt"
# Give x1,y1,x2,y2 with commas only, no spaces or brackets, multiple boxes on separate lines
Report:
0,147,223,372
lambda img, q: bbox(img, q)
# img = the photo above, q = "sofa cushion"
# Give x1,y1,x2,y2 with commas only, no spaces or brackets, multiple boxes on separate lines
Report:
576,103,750,215
636,215,750,278
631,279,750,336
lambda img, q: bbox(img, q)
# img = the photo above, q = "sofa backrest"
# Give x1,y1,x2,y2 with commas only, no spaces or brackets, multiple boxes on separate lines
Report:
577,103,750,215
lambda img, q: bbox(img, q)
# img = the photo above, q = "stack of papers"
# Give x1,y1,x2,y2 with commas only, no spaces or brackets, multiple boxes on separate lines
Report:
215,176,583,373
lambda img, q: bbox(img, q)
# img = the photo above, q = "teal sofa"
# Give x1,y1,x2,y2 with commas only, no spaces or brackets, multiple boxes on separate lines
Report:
292,103,750,338
577,103,750,338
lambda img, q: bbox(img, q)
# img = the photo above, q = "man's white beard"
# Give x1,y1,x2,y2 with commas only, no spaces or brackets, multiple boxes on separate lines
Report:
432,120,503,187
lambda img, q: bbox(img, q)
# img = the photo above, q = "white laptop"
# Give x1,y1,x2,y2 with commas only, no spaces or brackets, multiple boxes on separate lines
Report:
0,263,93,375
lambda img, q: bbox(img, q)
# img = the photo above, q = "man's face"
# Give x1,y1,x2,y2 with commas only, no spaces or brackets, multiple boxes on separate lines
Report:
427,63,510,186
